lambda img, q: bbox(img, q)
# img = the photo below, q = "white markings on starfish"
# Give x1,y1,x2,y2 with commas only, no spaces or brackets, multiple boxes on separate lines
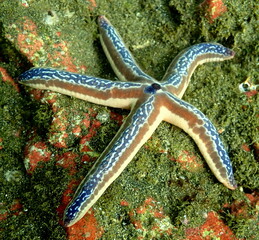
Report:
19,15,236,227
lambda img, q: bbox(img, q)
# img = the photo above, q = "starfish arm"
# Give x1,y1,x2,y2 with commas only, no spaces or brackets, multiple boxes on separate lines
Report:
161,43,235,98
161,92,236,190
19,68,144,109
98,16,156,83
63,96,163,227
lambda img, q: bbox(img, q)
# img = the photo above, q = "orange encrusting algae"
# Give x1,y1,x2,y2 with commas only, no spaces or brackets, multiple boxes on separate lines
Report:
201,0,227,23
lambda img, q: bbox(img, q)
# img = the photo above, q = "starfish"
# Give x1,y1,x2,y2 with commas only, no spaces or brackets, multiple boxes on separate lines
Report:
19,15,237,227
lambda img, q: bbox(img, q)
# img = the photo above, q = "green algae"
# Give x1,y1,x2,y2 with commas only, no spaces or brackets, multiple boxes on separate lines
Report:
0,0,258,239
0,73,68,239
